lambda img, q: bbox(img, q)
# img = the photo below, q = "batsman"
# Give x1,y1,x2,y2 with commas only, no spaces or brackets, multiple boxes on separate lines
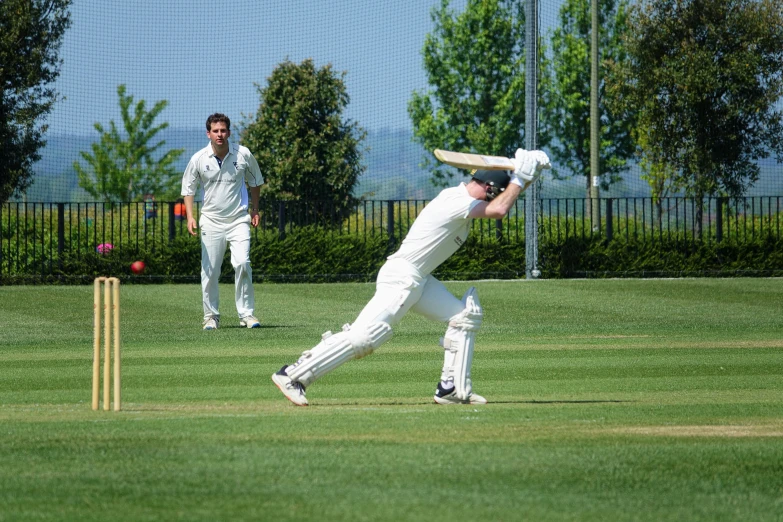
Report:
272,148,551,406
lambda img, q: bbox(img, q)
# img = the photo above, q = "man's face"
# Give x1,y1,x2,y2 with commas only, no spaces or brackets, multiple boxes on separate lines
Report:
477,181,496,201
207,122,230,149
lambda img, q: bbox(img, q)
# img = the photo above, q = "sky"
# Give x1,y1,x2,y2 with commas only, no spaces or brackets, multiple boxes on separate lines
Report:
48,0,569,136
48,0,477,136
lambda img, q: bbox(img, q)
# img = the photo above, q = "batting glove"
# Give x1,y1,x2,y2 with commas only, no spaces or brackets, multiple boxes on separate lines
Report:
511,148,551,183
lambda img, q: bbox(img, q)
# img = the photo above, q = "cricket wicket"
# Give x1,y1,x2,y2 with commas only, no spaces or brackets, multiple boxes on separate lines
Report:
92,277,121,411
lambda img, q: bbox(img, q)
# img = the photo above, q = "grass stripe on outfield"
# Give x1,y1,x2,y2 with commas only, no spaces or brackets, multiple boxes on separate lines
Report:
0,279,781,521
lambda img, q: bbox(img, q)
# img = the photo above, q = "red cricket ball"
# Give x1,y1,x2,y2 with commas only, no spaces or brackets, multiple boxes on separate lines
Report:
130,260,146,274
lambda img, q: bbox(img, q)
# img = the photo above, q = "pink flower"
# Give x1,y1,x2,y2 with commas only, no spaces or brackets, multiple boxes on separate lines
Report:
96,243,114,254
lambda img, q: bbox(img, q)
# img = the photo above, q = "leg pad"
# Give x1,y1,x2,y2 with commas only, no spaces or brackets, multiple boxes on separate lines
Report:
440,287,482,400
286,322,392,386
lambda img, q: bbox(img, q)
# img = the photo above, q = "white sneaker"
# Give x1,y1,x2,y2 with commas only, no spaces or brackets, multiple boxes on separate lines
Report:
239,315,261,328
272,366,308,406
433,383,487,405
203,317,219,330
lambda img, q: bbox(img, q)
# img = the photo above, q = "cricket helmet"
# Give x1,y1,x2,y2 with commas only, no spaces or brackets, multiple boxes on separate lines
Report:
472,169,511,201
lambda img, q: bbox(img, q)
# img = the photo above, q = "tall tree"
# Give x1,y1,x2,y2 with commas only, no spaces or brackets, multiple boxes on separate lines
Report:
75,85,184,202
607,0,783,205
408,0,529,187
541,0,633,194
241,58,366,221
0,0,71,204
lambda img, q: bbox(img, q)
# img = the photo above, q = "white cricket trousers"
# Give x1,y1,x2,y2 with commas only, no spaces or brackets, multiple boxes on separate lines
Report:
352,257,465,331
199,214,255,321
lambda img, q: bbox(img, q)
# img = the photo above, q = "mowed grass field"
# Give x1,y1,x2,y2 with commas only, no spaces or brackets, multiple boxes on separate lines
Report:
1,279,782,521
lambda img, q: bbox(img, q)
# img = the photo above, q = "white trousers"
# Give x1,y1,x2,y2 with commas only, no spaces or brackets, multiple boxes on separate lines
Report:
352,258,465,332
199,214,255,321
285,257,472,389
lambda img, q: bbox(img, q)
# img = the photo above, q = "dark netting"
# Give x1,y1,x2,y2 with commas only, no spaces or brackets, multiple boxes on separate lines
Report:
21,0,783,204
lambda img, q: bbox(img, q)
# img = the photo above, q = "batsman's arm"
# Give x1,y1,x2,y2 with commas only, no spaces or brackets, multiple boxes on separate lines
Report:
469,182,523,220
469,148,551,218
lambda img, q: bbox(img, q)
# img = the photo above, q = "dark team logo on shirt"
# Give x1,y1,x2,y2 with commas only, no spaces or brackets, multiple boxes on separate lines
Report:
233,161,238,169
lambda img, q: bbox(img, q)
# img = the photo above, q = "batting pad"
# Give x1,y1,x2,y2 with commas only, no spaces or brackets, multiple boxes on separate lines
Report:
286,322,392,387
440,287,483,400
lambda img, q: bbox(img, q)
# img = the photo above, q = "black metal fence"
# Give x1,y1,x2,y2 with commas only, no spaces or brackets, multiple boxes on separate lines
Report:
541,196,782,244
2,196,781,277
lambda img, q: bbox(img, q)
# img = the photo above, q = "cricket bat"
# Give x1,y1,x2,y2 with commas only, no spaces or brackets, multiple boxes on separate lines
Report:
433,149,514,171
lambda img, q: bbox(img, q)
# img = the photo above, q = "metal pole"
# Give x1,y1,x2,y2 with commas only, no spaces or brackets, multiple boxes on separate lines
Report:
590,0,601,230
525,0,540,279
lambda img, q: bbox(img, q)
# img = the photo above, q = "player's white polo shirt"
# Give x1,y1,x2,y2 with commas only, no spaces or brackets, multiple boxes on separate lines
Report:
181,140,263,224
388,182,482,275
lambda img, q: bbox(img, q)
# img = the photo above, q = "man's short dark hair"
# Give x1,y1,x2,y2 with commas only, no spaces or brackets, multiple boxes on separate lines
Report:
206,113,231,131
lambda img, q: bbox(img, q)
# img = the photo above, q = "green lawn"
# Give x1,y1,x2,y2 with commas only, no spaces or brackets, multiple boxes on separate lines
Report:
1,279,781,521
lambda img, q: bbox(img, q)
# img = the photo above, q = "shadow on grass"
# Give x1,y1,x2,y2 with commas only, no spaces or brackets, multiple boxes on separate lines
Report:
215,324,292,330
493,399,634,404
298,399,636,407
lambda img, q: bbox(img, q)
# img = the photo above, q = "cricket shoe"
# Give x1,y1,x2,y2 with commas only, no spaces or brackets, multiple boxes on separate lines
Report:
240,315,261,328
433,382,487,405
272,366,308,406
203,317,219,330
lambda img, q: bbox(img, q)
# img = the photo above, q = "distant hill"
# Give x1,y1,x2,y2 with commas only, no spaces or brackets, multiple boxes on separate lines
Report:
26,129,204,202
18,128,783,202
25,127,442,202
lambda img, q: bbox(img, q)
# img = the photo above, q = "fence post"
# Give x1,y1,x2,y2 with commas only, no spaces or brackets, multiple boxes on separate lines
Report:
168,202,175,240
605,198,613,241
716,197,724,243
387,201,395,246
57,203,65,269
278,202,286,240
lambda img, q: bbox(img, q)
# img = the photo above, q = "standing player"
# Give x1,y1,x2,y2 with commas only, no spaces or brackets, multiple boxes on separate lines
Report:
272,148,551,405
182,113,264,330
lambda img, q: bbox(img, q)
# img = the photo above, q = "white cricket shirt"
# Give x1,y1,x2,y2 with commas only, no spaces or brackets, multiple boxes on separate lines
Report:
181,141,263,223
388,183,482,275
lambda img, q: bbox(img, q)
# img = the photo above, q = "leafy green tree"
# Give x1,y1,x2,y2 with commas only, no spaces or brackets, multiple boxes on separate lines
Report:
241,58,366,221
0,0,71,204
74,85,184,202
541,0,633,194
607,0,783,205
409,0,531,187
